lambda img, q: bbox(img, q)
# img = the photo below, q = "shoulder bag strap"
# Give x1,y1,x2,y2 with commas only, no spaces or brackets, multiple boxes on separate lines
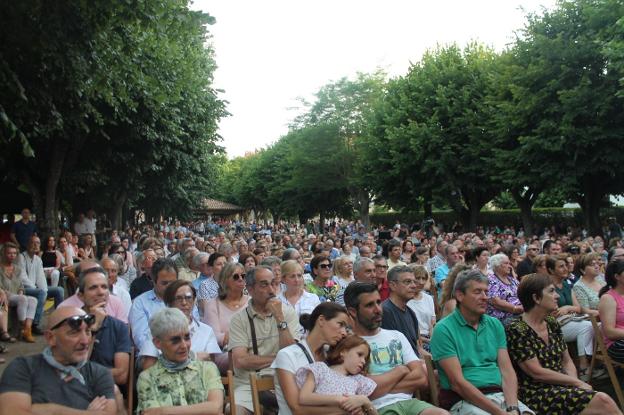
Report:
295,341,314,364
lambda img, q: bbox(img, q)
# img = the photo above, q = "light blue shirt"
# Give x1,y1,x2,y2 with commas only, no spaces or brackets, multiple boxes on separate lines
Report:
129,289,199,350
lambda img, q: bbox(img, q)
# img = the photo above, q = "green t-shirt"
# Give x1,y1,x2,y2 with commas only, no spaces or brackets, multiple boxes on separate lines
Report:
430,309,506,390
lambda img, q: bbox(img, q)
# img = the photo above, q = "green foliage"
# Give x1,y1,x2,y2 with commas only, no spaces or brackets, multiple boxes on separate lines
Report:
365,43,503,230
0,0,226,228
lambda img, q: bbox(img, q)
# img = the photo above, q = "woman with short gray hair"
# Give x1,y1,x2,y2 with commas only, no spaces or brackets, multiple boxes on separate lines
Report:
487,253,523,324
137,307,224,414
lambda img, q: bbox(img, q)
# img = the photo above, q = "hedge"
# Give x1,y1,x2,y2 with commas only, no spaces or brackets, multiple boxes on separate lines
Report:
369,207,624,231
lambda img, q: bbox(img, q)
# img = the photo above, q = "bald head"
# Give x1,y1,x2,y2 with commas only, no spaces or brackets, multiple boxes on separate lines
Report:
47,306,86,330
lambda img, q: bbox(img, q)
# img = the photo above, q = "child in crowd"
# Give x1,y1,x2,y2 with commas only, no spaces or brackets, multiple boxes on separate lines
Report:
296,335,378,414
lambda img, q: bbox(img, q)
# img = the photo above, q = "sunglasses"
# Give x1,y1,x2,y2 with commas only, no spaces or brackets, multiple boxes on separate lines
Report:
232,273,246,281
50,314,96,331
319,263,332,269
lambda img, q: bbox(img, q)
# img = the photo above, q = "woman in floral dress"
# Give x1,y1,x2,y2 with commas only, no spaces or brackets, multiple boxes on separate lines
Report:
506,273,619,415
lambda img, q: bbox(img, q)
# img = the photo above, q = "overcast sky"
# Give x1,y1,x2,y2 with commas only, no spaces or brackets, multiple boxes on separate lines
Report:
193,0,556,158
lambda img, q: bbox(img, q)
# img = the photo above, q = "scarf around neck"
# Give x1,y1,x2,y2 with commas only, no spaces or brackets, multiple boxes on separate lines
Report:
42,346,87,385
158,350,196,372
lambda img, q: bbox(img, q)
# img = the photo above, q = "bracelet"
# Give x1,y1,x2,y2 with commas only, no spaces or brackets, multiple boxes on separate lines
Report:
506,405,519,412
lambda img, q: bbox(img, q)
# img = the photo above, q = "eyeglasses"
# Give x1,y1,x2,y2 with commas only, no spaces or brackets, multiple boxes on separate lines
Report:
232,273,246,281
396,279,418,286
319,263,332,269
50,314,96,331
174,294,194,303
527,247,539,251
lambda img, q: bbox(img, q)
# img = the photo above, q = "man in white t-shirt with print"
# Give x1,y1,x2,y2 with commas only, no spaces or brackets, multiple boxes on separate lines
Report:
344,282,448,415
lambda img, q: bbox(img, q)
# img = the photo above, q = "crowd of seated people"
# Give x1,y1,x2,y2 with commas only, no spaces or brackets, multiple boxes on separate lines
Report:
1,214,624,414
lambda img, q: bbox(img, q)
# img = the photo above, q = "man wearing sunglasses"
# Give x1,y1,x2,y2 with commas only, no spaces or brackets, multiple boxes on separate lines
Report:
517,242,540,278
0,306,116,414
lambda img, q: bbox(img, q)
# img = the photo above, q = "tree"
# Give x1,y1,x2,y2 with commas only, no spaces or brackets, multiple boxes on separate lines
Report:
367,43,503,231
293,72,386,227
0,1,225,232
499,0,624,235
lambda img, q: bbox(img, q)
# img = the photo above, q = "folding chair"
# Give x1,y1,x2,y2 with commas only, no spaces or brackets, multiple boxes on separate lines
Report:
588,314,624,409
249,372,275,415
221,370,236,415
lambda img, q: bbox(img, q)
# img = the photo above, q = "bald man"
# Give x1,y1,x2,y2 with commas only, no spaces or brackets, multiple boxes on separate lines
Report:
0,307,116,414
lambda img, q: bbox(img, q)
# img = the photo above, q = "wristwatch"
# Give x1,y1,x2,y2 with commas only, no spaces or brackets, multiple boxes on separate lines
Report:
277,321,288,331
506,405,519,413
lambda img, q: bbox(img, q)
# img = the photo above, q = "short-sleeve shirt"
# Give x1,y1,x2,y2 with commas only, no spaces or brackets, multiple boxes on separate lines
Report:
430,309,506,390
573,277,605,311
486,273,521,321
0,354,114,408
228,301,301,385
90,316,132,369
295,362,376,396
272,340,316,415
381,299,420,354
361,329,418,409
11,220,37,251
139,319,221,358
136,359,223,413
407,293,436,336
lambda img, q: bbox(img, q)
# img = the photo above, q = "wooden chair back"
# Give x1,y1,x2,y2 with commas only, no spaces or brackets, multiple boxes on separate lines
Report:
221,370,236,415
424,354,439,406
126,346,135,414
249,372,275,415
588,314,624,409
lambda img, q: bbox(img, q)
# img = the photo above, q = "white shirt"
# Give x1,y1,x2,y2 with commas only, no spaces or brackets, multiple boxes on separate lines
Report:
139,318,221,358
272,340,315,415
407,293,436,336
361,329,419,410
17,252,48,291
84,217,97,234
277,290,321,317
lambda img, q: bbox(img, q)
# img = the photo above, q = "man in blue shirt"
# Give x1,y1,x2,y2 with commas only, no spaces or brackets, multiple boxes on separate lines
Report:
10,208,37,252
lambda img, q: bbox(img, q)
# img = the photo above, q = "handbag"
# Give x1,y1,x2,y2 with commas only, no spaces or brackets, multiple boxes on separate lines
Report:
556,313,589,326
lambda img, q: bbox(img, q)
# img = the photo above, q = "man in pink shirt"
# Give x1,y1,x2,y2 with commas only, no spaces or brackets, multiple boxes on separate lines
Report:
58,261,128,323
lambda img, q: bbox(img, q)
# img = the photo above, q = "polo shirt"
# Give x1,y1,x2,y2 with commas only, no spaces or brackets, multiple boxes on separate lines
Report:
90,316,132,369
381,298,420,355
430,309,506,390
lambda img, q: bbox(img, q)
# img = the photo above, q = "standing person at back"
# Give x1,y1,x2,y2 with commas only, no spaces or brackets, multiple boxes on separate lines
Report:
10,208,37,252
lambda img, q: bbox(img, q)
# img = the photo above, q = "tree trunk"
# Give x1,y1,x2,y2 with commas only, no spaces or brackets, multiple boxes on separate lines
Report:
580,177,605,237
510,188,540,237
110,191,127,231
423,188,433,218
356,191,370,229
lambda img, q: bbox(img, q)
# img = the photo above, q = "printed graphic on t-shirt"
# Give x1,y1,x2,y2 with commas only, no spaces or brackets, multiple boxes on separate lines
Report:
368,338,404,374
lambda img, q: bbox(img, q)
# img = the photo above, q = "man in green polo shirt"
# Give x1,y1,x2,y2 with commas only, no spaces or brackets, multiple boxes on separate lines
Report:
430,269,534,415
